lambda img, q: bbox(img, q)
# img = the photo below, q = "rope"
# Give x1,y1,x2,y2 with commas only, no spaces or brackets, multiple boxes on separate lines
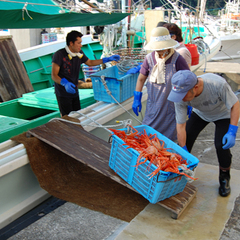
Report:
0,0,116,14
200,20,218,39
70,111,133,133
115,57,139,72
196,139,240,142
178,165,196,183
99,75,143,125
22,2,33,20
1,0,66,8
49,113,133,134
101,25,119,57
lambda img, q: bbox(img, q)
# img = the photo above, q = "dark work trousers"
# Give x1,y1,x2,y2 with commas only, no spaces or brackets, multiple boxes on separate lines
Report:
186,112,232,169
56,95,81,117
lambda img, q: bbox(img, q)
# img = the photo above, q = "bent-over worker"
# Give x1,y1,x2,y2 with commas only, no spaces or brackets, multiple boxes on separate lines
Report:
168,70,240,197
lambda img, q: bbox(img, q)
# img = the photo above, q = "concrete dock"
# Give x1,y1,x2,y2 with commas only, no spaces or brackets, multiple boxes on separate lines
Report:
196,61,240,90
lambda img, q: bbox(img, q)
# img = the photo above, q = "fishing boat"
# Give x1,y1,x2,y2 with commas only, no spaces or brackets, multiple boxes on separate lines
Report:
0,0,221,230
0,35,103,144
209,0,240,60
173,0,240,61
124,0,221,70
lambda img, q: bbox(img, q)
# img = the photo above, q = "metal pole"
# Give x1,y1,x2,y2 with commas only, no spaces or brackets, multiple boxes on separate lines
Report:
168,9,171,22
80,0,104,12
122,0,127,48
127,0,132,48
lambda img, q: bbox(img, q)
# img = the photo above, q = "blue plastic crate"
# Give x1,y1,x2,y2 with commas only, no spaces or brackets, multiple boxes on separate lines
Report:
109,125,199,204
90,66,139,103
82,64,101,81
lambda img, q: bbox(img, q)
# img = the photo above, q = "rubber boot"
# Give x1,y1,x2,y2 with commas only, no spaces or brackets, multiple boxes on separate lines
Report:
219,169,231,197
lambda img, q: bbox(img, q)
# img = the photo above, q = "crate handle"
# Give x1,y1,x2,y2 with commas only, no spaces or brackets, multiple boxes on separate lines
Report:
156,166,197,183
100,75,112,95
156,173,181,183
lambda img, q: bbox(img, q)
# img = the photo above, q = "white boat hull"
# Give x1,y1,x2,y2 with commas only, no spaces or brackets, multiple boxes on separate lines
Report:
211,34,240,61
0,141,50,229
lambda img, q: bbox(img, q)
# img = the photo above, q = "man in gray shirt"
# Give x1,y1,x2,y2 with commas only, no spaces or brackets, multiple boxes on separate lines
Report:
168,70,239,197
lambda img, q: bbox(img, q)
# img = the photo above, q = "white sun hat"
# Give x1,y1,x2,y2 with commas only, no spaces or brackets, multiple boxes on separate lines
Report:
144,27,178,51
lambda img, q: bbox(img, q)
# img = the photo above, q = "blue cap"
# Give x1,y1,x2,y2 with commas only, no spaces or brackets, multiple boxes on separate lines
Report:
168,70,198,102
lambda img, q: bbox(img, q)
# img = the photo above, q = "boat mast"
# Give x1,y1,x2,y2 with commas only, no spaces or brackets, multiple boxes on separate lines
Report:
127,0,132,48
199,0,206,22
121,0,127,48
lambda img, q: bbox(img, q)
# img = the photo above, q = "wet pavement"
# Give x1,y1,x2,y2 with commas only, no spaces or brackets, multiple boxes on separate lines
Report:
193,121,240,240
115,162,240,239
190,87,240,239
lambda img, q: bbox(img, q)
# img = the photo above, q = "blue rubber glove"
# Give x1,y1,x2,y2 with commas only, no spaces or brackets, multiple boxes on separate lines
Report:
126,64,142,74
182,145,189,152
132,91,142,116
102,55,120,64
222,124,238,149
187,106,192,119
60,78,76,94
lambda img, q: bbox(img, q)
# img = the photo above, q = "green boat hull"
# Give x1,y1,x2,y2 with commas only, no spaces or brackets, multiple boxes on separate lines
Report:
0,37,102,143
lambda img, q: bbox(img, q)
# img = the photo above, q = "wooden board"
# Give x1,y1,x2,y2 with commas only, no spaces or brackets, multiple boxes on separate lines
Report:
28,119,197,218
157,182,197,219
28,119,135,190
0,36,34,101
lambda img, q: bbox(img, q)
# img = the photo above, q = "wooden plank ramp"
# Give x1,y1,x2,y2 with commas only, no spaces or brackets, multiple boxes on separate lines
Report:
28,119,197,219
0,36,34,101
158,182,197,219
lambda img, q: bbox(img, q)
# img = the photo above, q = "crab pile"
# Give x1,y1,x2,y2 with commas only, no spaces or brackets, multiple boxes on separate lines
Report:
110,125,197,180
